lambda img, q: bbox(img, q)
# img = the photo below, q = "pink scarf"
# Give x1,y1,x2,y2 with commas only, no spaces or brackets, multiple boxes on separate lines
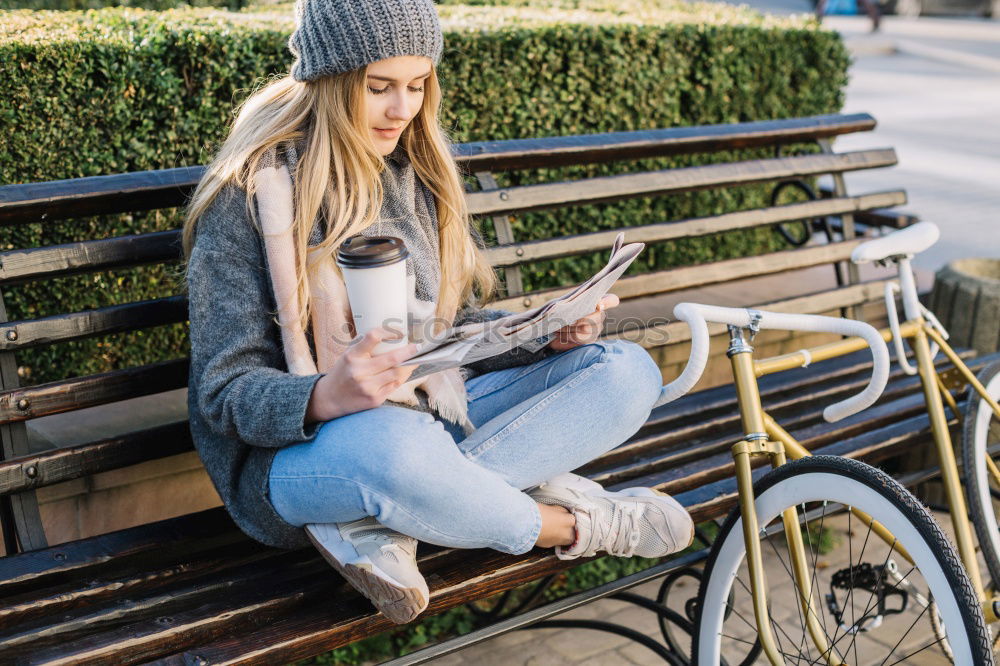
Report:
254,164,474,434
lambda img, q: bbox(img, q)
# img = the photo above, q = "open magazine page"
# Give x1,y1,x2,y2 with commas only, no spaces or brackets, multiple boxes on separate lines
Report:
402,233,644,379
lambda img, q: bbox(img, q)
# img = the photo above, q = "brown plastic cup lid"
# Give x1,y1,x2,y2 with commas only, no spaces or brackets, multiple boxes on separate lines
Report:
336,236,408,269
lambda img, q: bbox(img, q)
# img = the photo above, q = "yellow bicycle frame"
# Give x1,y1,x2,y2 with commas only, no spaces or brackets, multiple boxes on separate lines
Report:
742,314,1000,642
727,324,841,665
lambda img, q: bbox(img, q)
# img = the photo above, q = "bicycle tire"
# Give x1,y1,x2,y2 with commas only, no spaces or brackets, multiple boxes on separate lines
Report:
692,456,992,665
962,360,1000,589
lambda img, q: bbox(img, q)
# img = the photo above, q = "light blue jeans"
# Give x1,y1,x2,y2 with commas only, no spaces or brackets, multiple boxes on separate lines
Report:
267,340,663,555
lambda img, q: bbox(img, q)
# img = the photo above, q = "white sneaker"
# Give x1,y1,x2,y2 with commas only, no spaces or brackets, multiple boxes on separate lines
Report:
529,475,694,561
305,518,429,624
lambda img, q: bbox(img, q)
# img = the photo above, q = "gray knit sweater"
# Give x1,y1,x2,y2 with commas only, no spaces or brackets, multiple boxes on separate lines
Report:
186,143,551,550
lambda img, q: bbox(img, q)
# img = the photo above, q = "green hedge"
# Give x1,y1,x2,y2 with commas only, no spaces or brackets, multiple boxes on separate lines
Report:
0,1,848,386
0,0,227,11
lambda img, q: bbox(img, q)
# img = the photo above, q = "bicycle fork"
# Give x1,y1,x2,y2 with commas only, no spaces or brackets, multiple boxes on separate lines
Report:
728,325,844,666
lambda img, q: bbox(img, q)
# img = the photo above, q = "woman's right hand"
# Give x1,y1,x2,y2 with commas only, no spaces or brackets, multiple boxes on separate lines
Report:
306,328,418,423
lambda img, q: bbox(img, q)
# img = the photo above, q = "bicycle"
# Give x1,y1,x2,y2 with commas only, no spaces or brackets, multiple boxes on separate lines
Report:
645,300,991,663
854,221,1000,637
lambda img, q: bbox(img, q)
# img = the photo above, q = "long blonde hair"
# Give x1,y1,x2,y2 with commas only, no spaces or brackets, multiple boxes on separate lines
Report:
181,66,496,335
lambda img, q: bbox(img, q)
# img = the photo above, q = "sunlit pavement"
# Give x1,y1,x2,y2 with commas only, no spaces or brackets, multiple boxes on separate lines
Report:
830,15,1000,274
716,3,1000,273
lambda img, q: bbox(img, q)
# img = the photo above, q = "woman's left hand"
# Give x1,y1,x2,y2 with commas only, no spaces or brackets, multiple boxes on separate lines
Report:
547,294,620,352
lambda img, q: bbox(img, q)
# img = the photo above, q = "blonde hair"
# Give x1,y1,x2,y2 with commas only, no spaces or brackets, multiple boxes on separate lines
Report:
181,66,496,334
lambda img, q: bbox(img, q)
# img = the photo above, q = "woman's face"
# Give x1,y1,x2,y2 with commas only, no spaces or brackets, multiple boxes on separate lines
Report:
365,56,431,156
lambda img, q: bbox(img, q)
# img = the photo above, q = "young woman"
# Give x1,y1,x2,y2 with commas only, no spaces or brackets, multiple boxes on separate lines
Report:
182,0,693,625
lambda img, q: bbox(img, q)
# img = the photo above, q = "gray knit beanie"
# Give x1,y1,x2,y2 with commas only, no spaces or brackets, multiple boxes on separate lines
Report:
289,0,444,82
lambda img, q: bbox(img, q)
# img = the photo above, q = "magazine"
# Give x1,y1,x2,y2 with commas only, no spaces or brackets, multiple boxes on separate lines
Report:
401,232,644,379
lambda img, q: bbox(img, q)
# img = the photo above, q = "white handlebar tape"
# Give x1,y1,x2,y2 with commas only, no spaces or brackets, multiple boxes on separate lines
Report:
653,303,890,423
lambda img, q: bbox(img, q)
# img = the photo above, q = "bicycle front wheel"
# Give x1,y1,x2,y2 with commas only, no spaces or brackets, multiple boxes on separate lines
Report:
693,456,991,665
962,360,1000,588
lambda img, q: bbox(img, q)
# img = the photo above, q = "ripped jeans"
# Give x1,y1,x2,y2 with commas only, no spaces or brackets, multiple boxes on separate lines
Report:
267,340,663,555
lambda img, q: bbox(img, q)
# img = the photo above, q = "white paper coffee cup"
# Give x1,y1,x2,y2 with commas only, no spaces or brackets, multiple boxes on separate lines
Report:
336,236,409,355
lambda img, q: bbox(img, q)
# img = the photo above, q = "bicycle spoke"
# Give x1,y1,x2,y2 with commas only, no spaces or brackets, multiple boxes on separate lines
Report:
801,502,837,658
720,632,808,661
698,457,986,665
879,596,932,666
847,508,860,666
847,508,877,666
885,637,948,666
765,525,810,652
730,538,817,661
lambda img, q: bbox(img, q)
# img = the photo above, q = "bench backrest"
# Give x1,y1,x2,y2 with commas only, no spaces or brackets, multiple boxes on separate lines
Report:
0,112,907,555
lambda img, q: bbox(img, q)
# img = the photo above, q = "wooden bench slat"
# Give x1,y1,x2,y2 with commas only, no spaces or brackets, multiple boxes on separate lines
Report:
820,186,919,229
484,190,906,268
0,540,276,642
0,231,182,286
0,296,187,352
493,239,864,312
466,150,898,217
455,112,877,172
0,359,189,425
0,421,191,496
631,280,892,349
0,166,205,227
147,551,577,666
0,507,239,597
2,551,331,664
853,207,919,230
0,114,876,226
12,541,573,665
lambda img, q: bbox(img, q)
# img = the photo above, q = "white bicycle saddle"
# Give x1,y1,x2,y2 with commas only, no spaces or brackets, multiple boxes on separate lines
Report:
851,221,940,264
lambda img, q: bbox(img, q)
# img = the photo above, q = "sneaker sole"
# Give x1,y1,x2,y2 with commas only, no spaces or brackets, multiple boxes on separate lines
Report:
305,525,428,625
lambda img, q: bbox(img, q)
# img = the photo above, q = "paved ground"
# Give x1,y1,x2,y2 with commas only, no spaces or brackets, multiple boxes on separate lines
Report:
706,3,1000,274
829,15,1000,273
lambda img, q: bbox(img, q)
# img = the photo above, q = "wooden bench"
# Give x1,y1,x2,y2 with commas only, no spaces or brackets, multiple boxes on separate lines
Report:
0,111,985,664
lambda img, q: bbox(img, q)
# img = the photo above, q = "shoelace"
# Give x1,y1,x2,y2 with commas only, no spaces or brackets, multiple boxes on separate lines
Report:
582,499,643,558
